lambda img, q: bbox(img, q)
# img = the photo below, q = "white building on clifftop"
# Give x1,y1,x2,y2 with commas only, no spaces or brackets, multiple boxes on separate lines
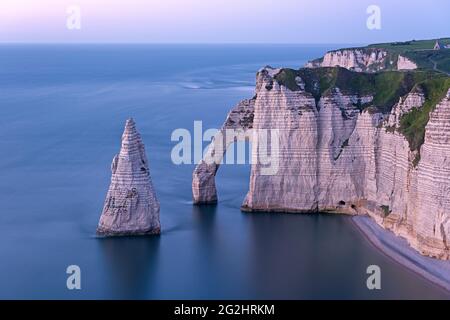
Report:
434,40,449,50
434,40,443,50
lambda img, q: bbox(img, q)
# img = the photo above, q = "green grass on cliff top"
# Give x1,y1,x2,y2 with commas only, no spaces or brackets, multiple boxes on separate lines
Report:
275,67,446,113
274,66,450,154
321,38,450,74
403,50,450,74
399,77,450,152
367,38,450,52
371,38,450,74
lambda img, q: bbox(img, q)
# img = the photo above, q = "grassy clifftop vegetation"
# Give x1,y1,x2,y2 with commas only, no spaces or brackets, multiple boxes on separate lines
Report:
399,77,450,152
274,67,446,112
272,66,450,160
367,38,450,74
368,38,450,52
313,38,450,74
273,38,450,161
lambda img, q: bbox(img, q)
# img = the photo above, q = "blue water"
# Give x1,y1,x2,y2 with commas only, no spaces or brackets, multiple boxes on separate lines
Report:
0,44,448,299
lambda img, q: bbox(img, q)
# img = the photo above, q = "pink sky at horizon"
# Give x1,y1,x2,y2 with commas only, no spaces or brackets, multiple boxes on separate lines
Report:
1,0,448,43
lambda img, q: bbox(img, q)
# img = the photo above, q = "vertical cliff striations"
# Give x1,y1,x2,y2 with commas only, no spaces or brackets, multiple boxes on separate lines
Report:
193,64,450,259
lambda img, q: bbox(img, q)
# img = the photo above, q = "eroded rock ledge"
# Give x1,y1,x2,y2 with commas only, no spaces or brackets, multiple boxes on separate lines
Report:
193,65,450,260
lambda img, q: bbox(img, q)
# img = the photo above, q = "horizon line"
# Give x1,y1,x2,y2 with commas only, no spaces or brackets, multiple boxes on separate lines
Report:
0,41,365,45
2,39,447,46
1,36,447,46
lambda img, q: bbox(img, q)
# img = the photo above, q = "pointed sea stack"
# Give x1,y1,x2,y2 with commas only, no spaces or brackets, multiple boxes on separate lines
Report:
97,118,161,236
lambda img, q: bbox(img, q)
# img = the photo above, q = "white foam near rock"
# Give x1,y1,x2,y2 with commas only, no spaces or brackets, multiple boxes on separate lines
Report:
97,118,160,236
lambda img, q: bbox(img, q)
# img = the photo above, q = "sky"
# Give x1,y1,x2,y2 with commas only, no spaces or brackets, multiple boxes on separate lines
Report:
1,0,448,44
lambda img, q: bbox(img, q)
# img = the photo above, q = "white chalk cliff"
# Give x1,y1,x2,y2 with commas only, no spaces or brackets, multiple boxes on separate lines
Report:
397,55,418,70
193,66,450,260
193,98,255,204
306,48,417,72
98,118,160,236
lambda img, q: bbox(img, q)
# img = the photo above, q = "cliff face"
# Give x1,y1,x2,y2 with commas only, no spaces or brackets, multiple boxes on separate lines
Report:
192,98,255,204
193,66,450,259
397,55,418,70
98,119,160,236
306,48,417,72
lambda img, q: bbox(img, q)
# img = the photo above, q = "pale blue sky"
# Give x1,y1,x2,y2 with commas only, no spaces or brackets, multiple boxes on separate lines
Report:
1,0,448,44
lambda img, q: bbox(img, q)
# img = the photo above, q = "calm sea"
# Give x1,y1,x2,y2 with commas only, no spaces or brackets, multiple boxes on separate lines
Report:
0,44,448,299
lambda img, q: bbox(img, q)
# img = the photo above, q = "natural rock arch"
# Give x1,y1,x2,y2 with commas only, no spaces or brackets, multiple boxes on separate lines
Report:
192,99,255,204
